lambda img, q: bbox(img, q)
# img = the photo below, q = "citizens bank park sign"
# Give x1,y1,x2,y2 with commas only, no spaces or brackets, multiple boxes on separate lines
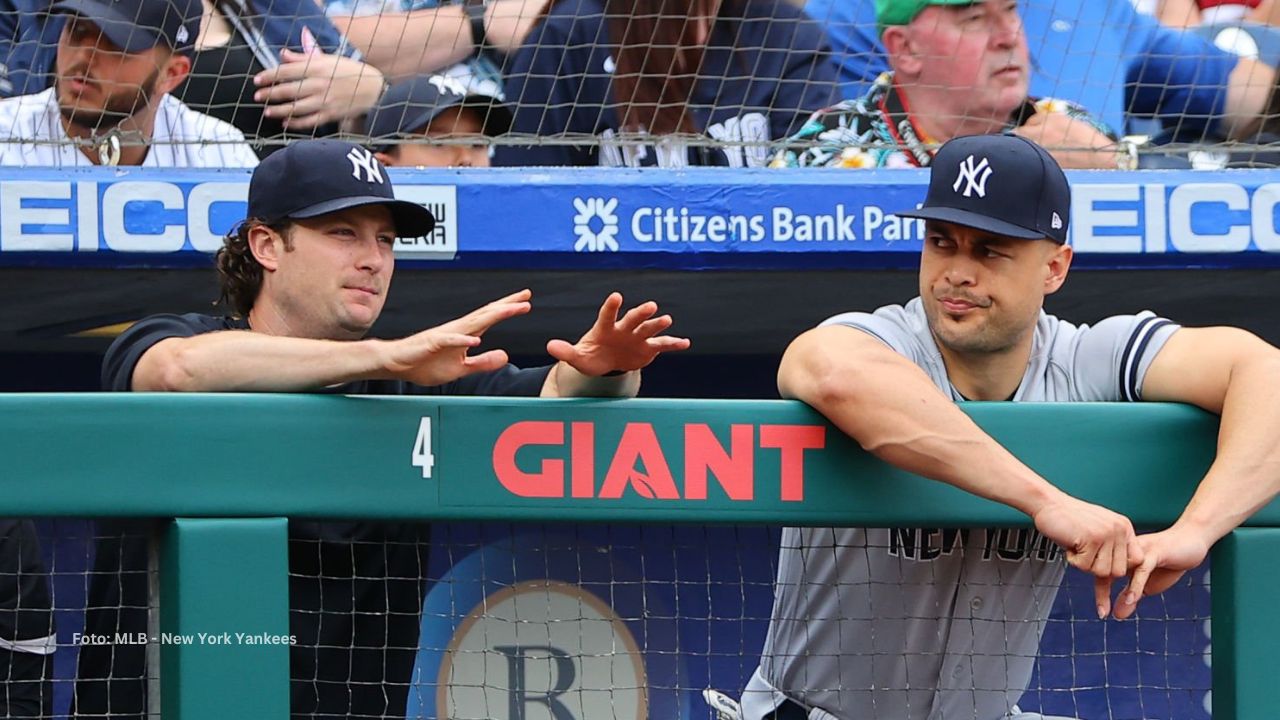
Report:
3,167,1280,269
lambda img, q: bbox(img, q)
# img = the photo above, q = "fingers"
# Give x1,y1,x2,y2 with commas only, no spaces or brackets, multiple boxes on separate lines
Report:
617,301,659,333
1114,555,1157,620
1065,542,1099,577
430,333,482,350
1090,528,1129,582
594,292,624,328
461,348,510,374
1094,576,1114,620
254,78,311,105
450,290,534,335
632,313,672,338
646,335,692,352
1113,529,1132,579
495,288,534,305
545,338,580,364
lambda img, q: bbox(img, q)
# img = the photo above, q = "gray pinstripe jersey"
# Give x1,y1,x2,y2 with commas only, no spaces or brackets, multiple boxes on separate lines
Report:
743,298,1179,720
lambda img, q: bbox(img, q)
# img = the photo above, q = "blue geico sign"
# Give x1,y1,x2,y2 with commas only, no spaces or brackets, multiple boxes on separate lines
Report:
1071,180,1280,254
0,178,246,253
2,167,1279,268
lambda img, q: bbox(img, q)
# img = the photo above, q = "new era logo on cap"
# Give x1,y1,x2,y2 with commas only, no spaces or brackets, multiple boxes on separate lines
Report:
894,134,1072,244
426,74,469,97
952,155,992,198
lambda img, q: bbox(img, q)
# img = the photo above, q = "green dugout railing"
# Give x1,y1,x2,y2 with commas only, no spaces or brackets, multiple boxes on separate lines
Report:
5,395,1276,719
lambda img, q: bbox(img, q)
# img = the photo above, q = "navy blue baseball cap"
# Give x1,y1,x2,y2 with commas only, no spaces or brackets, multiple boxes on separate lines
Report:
248,139,436,237
896,134,1071,244
364,74,513,152
52,0,201,56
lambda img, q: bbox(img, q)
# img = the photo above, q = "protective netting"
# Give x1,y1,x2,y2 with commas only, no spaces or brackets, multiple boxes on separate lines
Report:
4,0,1280,168
27,520,1211,719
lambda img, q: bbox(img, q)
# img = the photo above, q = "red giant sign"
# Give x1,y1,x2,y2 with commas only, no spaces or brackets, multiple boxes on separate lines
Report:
492,422,825,501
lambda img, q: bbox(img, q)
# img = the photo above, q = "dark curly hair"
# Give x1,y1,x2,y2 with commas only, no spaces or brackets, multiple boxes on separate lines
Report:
215,218,293,317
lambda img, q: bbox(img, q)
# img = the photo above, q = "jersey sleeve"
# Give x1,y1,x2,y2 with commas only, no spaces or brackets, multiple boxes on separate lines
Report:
818,306,933,367
1064,312,1181,402
101,314,227,391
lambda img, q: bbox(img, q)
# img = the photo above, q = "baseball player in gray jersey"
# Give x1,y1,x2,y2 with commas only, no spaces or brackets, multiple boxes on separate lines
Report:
742,133,1280,720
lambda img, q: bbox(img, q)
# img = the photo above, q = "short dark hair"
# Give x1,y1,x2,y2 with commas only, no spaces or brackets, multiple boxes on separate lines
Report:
215,218,292,317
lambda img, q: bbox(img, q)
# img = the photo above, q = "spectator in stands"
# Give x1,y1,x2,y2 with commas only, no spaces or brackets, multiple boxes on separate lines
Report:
178,0,387,154
366,73,512,167
0,0,387,157
0,0,258,167
1155,0,1267,27
492,0,841,167
1151,0,1280,71
94,138,688,720
771,0,1124,169
804,0,1276,143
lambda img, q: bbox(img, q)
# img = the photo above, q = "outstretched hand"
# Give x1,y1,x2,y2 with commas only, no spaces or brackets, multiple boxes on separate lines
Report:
1111,526,1210,620
1032,493,1142,619
546,292,691,376
378,289,532,386
254,48,386,129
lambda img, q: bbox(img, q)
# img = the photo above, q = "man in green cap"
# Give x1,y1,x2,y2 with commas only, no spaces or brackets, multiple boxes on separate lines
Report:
770,0,1126,170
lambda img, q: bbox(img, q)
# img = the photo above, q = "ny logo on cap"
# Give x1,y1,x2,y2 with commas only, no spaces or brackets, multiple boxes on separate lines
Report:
427,74,469,97
175,26,189,44
347,147,384,184
953,155,993,198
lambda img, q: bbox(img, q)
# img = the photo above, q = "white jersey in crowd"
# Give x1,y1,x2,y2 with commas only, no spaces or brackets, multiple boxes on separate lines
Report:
743,297,1180,720
0,87,259,168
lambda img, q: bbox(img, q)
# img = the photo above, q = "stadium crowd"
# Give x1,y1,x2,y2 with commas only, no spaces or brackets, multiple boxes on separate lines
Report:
2,0,1280,718
0,0,1277,168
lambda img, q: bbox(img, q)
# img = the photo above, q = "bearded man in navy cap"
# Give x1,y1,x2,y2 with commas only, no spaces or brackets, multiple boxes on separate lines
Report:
740,134,1280,720
0,0,257,167
82,138,689,720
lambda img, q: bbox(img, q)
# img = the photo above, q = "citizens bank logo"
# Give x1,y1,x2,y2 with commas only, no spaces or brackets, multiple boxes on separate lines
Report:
572,197,619,252
437,580,647,720
953,155,992,198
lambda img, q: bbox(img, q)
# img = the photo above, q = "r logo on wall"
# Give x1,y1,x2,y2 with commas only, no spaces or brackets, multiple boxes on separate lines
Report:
436,580,647,720
407,530,695,720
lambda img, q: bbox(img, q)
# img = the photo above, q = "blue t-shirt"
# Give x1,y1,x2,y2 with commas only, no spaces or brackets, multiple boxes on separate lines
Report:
802,0,1238,135
495,0,840,167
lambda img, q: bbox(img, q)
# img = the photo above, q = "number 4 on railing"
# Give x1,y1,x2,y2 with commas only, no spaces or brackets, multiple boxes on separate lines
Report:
412,417,434,479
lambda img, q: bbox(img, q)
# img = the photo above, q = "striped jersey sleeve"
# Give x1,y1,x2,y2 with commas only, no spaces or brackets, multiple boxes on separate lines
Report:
1062,312,1180,402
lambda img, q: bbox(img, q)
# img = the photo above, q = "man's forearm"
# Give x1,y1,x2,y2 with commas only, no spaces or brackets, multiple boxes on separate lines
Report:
134,331,388,392
332,8,471,81
332,0,544,82
818,364,1060,515
1174,353,1280,543
1223,57,1276,140
780,331,1062,516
